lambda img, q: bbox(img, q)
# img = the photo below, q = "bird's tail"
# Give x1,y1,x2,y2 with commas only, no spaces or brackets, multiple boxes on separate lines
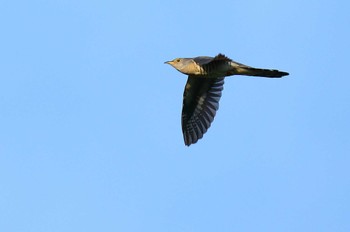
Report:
234,66,289,78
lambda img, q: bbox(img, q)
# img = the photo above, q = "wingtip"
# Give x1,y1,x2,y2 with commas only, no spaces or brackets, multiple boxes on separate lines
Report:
184,141,194,147
215,53,231,61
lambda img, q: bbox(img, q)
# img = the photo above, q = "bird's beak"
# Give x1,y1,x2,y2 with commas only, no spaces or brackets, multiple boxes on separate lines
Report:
164,61,171,65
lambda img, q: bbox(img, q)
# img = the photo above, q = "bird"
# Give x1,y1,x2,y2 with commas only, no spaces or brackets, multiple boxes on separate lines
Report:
165,53,289,146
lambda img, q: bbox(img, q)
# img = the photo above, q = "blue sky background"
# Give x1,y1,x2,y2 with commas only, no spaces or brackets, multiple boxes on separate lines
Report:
0,0,349,231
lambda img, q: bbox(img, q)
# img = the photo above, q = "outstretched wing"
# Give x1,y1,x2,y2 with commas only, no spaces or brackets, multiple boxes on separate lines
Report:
193,54,236,77
181,76,225,146
192,53,232,66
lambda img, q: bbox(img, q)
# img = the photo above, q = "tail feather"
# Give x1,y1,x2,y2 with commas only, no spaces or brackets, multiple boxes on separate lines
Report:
235,67,289,78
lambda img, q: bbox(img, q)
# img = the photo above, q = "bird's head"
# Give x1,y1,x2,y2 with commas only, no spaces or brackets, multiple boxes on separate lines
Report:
164,58,193,74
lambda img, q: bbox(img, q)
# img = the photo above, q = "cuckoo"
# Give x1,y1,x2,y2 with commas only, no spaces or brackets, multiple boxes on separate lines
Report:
165,53,289,146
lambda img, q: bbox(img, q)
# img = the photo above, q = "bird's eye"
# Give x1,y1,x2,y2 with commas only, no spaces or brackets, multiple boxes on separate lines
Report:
176,59,181,62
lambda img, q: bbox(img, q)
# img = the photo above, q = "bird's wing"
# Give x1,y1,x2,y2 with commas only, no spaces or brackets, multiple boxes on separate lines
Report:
192,56,214,66
194,54,251,77
181,76,224,146
193,54,233,65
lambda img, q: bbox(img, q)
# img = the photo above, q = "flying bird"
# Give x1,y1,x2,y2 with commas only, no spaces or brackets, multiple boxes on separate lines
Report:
165,54,289,146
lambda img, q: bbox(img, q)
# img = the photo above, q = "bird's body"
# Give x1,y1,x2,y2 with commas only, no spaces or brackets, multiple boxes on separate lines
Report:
165,54,289,146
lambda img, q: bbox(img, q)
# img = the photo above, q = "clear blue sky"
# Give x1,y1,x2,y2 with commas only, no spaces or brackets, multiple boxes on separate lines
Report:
0,0,349,231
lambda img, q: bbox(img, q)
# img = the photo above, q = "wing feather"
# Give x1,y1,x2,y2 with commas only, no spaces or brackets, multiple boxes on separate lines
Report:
181,76,225,146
